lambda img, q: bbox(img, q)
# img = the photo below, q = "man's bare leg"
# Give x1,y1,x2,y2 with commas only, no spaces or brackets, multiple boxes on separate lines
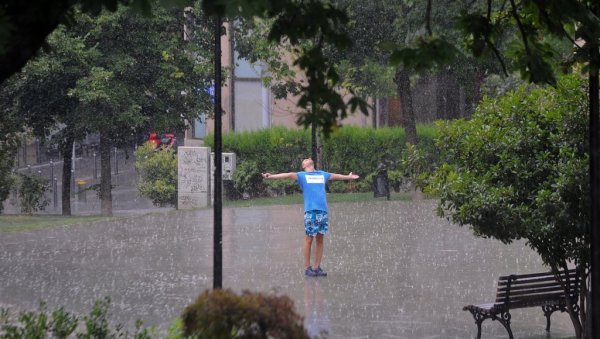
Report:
304,235,314,268
314,233,324,269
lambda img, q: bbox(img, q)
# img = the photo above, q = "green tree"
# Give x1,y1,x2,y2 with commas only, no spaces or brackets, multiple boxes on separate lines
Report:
416,75,589,337
67,4,211,216
1,4,211,216
387,2,600,337
0,24,91,215
2,0,369,137
0,79,23,213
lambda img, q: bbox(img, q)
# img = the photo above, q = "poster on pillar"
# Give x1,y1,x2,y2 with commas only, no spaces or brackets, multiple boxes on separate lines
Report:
178,147,211,209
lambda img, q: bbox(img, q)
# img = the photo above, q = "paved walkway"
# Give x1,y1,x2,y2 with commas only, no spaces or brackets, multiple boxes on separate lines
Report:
0,200,575,338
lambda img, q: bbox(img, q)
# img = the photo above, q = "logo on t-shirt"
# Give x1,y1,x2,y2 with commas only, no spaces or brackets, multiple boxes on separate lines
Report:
305,174,325,184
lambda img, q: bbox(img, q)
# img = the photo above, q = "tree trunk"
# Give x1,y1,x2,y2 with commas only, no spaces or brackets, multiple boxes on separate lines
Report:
464,68,486,119
563,268,583,339
436,71,461,120
379,97,389,127
99,134,112,216
395,69,418,145
60,134,74,216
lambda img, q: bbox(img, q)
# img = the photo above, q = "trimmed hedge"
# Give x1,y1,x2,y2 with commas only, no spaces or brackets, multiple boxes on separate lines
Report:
182,289,309,338
206,125,437,197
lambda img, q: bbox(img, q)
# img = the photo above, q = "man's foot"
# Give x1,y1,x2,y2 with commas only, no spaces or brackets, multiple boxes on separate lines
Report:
305,266,318,277
313,266,327,277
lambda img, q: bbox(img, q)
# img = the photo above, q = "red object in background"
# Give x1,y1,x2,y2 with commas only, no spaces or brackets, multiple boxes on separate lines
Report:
148,133,160,148
148,132,176,150
160,133,176,148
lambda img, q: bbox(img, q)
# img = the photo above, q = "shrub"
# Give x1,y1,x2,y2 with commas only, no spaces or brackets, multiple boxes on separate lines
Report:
0,298,152,339
182,289,309,339
206,125,437,197
0,151,16,213
17,173,49,215
135,143,177,207
231,160,266,198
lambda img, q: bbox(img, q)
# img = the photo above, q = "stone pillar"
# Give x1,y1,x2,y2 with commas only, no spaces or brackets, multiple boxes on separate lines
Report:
178,147,211,209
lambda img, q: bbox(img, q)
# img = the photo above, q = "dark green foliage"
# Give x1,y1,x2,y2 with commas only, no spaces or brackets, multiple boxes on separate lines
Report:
231,160,266,198
412,74,589,336
0,297,152,338
423,74,589,258
17,174,50,215
206,125,437,197
182,289,309,339
0,160,15,213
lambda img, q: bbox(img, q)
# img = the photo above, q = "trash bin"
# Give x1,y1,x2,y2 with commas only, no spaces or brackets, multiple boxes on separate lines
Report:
77,180,87,202
373,171,390,200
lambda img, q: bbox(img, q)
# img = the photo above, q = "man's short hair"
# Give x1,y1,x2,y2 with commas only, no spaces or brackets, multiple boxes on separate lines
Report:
302,158,313,169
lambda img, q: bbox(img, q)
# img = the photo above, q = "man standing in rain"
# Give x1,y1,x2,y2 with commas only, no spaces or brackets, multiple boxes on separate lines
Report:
262,158,360,276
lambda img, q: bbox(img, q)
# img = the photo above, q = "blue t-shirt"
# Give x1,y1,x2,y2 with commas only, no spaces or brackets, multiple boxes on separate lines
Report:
297,171,332,212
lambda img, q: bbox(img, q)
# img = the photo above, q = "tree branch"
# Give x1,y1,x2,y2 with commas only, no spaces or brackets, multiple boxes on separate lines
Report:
537,6,583,52
425,0,432,36
486,36,509,76
509,0,531,57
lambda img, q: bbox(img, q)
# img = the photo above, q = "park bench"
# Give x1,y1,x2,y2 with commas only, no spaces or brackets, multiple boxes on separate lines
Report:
463,269,580,339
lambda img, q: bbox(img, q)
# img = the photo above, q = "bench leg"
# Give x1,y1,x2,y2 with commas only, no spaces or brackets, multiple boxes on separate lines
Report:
469,311,486,339
494,311,514,339
542,304,574,332
542,305,556,332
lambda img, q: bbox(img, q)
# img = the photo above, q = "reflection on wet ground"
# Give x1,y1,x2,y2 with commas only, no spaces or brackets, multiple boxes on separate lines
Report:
0,200,574,338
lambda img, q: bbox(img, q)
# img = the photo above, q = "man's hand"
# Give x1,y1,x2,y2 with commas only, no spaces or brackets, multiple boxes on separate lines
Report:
262,172,272,179
348,172,360,180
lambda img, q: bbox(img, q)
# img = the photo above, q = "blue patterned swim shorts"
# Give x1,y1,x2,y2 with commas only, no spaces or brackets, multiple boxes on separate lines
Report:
304,210,328,237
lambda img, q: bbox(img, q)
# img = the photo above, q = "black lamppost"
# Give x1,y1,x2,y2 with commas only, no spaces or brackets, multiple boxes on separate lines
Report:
213,14,223,290
311,122,317,168
589,47,599,338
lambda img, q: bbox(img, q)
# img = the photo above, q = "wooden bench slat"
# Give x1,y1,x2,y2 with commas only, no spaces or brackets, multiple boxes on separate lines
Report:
498,275,576,286
497,284,577,294
497,285,575,296
498,279,576,288
497,289,570,300
498,269,576,280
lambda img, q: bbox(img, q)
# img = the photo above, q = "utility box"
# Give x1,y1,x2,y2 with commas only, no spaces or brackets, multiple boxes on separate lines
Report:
211,152,236,180
210,152,236,205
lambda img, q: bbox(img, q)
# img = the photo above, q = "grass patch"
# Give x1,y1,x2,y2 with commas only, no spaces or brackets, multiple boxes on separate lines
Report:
0,215,116,233
224,191,412,208
1,192,413,231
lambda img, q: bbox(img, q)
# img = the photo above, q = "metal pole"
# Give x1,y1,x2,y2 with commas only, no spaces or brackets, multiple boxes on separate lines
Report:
114,147,118,175
213,14,223,289
71,170,75,194
589,48,600,339
71,143,76,194
93,152,97,179
50,160,56,211
53,177,58,211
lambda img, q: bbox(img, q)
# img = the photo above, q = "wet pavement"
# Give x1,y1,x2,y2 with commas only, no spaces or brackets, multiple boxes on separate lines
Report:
0,199,575,338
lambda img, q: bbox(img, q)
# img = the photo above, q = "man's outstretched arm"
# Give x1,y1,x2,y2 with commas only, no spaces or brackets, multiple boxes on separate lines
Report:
330,172,360,180
262,172,298,180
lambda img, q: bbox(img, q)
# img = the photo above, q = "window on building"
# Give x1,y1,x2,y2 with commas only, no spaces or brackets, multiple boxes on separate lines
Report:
193,112,207,139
